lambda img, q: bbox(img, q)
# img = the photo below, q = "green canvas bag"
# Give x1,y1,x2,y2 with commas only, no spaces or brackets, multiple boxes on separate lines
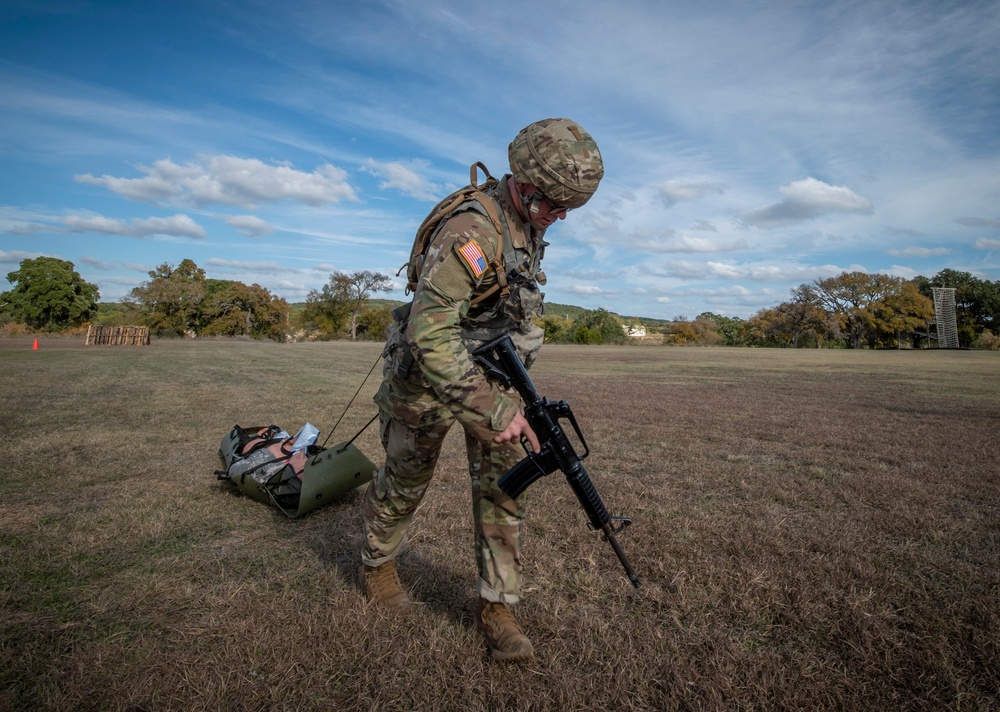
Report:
216,424,376,518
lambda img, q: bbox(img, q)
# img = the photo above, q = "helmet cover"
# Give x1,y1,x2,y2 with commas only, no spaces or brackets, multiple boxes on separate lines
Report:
508,118,604,210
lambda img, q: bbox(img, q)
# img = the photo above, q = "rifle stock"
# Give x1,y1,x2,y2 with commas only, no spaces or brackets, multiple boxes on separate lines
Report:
473,334,641,588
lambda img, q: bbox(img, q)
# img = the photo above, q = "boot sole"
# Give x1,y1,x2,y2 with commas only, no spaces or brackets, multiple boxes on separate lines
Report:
486,640,534,662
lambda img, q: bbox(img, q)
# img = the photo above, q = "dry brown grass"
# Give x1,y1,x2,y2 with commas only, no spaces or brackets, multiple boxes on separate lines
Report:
1,338,997,711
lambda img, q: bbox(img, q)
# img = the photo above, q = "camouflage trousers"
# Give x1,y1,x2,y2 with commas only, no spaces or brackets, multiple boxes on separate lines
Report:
361,373,527,604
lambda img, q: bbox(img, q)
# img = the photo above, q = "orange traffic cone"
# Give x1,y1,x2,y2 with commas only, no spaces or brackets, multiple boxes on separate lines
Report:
32,338,39,350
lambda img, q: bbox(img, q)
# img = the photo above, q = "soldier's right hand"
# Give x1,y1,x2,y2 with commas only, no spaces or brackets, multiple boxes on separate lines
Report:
493,411,540,453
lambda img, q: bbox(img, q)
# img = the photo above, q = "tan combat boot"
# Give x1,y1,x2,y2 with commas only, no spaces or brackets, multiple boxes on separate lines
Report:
360,561,412,611
476,599,534,662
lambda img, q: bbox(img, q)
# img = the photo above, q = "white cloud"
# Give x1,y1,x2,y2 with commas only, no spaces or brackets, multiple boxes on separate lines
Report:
226,215,274,238
888,265,921,279
60,213,206,238
742,178,874,228
657,180,726,208
658,260,864,283
5,213,203,238
703,261,746,280
565,284,610,295
632,232,749,254
580,219,749,254
562,269,623,281
974,238,1000,250
75,155,358,208
363,159,440,201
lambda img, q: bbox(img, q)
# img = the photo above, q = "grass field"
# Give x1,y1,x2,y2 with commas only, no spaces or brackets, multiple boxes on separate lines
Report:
1,337,997,711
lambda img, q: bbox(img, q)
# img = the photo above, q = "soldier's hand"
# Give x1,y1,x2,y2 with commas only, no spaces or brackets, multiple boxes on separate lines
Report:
494,411,540,453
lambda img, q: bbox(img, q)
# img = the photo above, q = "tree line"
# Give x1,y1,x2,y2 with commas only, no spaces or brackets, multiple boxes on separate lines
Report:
0,256,403,342
2,257,998,349
664,269,999,349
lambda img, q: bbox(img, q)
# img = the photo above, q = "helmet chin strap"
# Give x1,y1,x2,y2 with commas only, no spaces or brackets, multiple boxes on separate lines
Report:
517,184,546,231
509,178,547,233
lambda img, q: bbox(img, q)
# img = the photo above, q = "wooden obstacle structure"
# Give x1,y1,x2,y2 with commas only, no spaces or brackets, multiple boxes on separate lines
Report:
85,325,150,346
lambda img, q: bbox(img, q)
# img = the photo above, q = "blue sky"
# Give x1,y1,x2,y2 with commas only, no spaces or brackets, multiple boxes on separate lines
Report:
2,0,998,320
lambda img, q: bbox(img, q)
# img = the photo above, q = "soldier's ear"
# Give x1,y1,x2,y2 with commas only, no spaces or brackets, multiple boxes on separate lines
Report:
515,182,537,198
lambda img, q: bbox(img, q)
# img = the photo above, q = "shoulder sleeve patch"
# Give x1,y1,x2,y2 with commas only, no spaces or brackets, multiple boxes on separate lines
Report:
457,239,488,278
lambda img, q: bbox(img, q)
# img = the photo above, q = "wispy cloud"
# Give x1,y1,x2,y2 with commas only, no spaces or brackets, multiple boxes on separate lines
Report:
886,247,952,258
657,180,726,208
957,217,1000,228
204,257,302,273
10,212,207,239
363,159,441,201
0,249,46,265
656,260,865,283
226,215,274,238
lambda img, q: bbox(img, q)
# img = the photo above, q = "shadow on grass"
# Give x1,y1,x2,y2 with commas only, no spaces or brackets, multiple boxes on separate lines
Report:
257,485,479,630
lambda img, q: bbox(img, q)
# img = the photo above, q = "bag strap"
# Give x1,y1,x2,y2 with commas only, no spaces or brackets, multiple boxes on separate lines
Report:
404,163,507,295
469,163,509,300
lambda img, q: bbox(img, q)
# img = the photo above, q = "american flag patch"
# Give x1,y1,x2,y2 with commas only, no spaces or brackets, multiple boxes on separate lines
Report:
458,240,488,278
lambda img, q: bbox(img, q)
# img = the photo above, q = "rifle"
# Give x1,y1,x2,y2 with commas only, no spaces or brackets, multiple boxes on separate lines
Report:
472,334,641,588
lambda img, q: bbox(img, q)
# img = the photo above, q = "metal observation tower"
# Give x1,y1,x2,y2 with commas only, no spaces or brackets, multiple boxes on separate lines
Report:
931,287,959,349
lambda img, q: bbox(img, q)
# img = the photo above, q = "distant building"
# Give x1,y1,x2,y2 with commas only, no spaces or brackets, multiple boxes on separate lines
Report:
623,323,646,338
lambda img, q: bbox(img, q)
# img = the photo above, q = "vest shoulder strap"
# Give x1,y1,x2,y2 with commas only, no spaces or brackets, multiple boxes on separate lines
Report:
402,163,508,295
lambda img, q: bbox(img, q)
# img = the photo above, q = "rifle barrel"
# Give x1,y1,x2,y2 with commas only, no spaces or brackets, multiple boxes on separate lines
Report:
602,523,641,588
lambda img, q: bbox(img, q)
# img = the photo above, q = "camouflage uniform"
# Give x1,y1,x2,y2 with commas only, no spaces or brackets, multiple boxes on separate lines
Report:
361,175,545,604
362,118,603,608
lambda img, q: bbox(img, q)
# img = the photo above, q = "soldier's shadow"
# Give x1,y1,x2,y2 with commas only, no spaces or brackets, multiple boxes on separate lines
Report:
294,490,475,628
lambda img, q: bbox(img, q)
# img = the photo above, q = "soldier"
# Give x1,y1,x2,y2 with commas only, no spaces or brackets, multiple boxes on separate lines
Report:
360,118,604,661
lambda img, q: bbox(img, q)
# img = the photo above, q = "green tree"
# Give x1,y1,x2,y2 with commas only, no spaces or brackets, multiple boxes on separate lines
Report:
354,304,394,341
305,270,392,340
127,259,206,336
811,271,931,349
2,257,100,330
663,316,722,345
696,312,746,346
869,279,933,348
973,330,1000,350
746,285,831,348
569,308,627,345
93,301,143,327
200,281,290,341
744,307,786,347
538,314,573,343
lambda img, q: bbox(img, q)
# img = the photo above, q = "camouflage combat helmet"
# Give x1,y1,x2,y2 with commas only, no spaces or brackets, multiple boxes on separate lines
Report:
508,118,604,210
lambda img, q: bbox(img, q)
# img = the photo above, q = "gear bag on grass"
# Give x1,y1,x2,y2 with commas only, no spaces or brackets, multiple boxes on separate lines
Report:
215,423,376,518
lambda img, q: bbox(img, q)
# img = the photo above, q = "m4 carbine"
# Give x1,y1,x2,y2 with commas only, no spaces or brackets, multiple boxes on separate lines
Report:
472,334,640,588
